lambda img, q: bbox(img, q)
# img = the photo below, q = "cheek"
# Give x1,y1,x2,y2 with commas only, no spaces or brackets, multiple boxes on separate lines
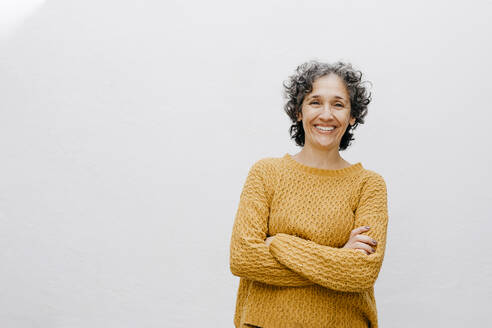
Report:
338,112,351,124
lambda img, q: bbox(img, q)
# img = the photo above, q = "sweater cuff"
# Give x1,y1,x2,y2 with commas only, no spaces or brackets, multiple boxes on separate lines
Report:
268,233,292,253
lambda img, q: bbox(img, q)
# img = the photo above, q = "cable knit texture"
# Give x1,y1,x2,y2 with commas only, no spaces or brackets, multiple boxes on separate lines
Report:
229,153,389,328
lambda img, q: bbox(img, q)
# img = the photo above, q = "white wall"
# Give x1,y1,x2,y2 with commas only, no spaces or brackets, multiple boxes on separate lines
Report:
0,0,491,327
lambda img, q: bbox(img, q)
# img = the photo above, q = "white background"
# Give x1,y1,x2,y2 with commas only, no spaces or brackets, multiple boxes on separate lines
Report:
1,0,491,327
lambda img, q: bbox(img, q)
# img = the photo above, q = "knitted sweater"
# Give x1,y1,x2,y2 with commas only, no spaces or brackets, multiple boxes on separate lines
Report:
229,153,389,328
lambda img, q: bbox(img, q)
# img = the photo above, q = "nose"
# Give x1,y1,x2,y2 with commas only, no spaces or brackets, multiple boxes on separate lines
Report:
318,104,335,118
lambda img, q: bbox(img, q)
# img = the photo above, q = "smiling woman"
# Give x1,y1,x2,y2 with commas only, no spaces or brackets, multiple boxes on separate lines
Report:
284,60,372,154
229,60,389,328
294,73,356,164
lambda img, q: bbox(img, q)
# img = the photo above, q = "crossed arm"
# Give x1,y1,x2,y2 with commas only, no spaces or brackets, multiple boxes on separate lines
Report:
229,160,389,292
229,160,314,287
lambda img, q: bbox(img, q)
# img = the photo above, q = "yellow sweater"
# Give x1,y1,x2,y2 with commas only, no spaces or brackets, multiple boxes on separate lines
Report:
229,153,389,328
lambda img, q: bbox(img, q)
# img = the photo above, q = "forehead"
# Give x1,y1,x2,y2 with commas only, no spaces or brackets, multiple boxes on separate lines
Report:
309,74,349,99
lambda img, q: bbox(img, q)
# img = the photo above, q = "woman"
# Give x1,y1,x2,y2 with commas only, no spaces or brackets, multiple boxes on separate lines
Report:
229,60,389,328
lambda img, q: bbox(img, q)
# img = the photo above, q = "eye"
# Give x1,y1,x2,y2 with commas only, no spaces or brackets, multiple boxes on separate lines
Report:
335,103,344,107
310,101,320,105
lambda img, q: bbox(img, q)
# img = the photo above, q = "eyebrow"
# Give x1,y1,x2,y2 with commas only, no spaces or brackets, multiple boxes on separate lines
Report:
308,94,347,101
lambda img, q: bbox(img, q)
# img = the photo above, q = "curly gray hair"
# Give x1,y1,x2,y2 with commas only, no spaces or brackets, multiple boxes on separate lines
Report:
282,60,372,150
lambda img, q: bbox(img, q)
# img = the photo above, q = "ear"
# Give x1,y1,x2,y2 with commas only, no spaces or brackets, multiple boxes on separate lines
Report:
297,112,302,122
349,116,356,126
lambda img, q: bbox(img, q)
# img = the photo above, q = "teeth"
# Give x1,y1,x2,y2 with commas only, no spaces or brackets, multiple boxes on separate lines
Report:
315,125,335,131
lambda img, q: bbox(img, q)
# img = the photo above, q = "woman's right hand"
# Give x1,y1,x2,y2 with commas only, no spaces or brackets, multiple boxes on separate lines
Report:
342,226,378,255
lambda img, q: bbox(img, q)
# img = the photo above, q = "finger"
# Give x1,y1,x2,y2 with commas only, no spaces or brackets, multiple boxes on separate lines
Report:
356,248,369,255
354,241,375,254
354,234,378,246
350,225,370,237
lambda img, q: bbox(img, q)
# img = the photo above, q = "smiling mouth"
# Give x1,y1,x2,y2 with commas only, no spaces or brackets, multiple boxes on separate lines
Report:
314,125,336,134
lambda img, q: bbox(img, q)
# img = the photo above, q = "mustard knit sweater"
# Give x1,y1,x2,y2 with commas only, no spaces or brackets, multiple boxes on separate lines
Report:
229,153,389,328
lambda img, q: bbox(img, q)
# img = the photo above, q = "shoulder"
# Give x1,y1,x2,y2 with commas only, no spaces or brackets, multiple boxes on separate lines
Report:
246,156,283,187
361,168,386,182
358,168,387,193
249,156,283,174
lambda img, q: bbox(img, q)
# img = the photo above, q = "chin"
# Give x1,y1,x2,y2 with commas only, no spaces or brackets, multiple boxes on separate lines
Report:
312,138,339,148
315,137,335,144
312,142,336,150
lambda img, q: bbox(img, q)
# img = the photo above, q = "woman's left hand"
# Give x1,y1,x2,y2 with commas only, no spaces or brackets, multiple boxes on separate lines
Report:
265,236,275,247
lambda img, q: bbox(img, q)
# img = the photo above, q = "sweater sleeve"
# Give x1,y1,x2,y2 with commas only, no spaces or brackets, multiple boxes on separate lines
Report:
229,159,315,287
268,173,389,293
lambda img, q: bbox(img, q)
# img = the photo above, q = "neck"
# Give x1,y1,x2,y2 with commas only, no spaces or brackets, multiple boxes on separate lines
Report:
294,145,349,170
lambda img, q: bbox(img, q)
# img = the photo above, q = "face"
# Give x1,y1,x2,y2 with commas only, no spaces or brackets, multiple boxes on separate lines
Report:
297,73,356,150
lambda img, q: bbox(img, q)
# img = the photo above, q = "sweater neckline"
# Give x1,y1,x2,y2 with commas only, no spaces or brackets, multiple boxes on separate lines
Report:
283,153,363,177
